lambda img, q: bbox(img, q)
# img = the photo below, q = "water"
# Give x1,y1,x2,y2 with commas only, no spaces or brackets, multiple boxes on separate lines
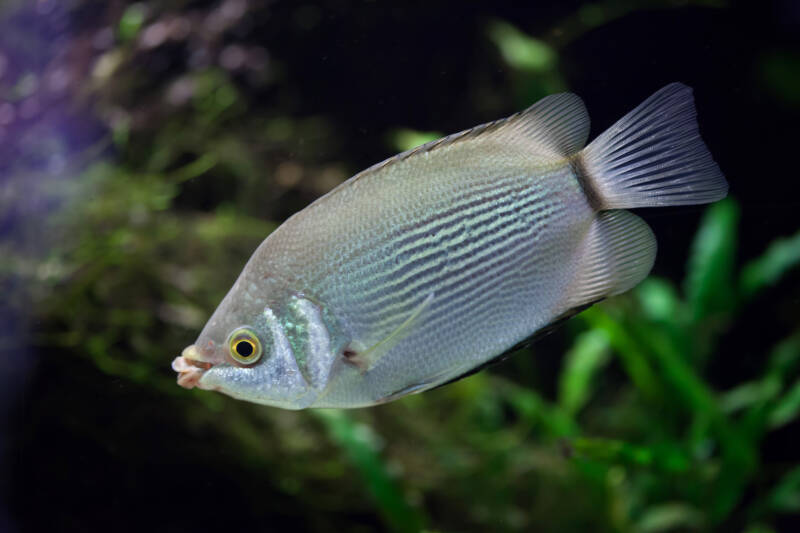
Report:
2,1,799,531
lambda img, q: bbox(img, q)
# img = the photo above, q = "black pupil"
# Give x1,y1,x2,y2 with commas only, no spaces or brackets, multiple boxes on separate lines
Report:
235,340,254,357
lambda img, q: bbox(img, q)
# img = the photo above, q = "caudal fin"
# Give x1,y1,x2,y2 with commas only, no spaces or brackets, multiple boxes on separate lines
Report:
577,83,728,209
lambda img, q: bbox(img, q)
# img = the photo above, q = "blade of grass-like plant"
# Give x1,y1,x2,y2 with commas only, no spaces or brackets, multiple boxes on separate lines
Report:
740,229,800,301
636,277,681,323
720,379,782,414
169,153,218,183
740,333,800,438
558,329,611,416
636,503,705,533
635,278,693,366
579,306,664,403
314,410,426,533
749,464,800,518
494,377,579,437
630,322,720,417
625,320,758,522
486,20,567,102
570,437,691,473
389,129,442,152
748,465,800,523
766,465,800,513
585,303,756,521
487,20,557,74
684,197,739,324
768,378,800,429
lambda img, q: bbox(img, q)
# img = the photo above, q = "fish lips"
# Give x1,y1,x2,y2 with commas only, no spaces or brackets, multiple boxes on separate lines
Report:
172,345,215,389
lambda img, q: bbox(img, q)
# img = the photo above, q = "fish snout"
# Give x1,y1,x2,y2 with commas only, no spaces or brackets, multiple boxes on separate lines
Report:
181,344,217,364
173,344,218,389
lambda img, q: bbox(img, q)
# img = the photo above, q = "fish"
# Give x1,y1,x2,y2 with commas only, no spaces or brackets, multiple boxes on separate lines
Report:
172,83,728,409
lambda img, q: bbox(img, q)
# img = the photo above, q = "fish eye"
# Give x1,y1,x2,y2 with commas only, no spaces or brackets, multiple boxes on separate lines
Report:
227,327,262,364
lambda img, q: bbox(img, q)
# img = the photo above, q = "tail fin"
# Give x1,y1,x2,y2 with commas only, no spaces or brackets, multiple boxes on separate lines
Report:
577,83,728,209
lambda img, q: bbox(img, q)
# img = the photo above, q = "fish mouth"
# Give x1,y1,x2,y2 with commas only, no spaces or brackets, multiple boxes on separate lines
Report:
172,345,214,389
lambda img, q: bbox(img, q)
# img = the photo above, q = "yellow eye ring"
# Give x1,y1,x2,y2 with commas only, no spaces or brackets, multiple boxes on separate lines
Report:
227,327,262,364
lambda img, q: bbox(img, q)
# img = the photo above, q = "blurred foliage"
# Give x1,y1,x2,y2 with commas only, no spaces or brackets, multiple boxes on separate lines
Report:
2,1,799,533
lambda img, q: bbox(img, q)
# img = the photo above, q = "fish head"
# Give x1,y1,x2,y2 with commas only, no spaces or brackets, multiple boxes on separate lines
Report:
172,281,317,409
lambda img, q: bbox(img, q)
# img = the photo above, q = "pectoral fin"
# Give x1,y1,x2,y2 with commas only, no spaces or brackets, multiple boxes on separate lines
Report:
344,293,434,372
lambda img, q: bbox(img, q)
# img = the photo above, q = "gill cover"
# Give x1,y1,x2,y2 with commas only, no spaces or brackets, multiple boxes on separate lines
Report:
199,307,312,408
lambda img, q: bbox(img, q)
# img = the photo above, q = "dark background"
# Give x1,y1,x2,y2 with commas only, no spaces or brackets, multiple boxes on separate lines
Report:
1,1,799,532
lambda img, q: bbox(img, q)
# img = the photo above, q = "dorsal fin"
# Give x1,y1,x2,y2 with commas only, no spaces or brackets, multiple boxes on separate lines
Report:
352,92,590,182
491,92,590,156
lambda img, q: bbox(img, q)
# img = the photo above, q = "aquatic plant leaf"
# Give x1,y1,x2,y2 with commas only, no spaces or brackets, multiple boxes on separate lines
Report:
579,307,663,401
636,503,705,533
487,20,557,72
763,333,800,377
570,437,690,474
761,50,800,107
684,197,739,322
389,129,442,152
765,465,800,513
571,437,652,465
495,378,578,437
739,333,800,438
314,410,426,533
768,379,800,429
118,4,146,41
558,329,611,415
586,306,756,521
720,378,781,414
636,277,681,323
740,228,800,300
628,321,718,416
743,525,778,533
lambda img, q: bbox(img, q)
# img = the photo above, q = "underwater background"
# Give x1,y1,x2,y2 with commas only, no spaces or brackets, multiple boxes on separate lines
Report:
1,1,799,531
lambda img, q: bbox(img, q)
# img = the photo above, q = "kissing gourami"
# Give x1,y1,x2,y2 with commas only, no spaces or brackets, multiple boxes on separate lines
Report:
173,83,728,409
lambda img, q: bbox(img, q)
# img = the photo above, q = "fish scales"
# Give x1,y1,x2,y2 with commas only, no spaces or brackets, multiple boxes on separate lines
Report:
255,142,586,402
173,84,728,409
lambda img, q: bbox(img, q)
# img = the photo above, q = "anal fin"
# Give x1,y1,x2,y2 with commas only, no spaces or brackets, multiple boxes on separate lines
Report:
567,210,656,309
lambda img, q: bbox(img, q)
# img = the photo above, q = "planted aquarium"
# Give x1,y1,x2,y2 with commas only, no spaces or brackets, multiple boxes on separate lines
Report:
1,1,799,532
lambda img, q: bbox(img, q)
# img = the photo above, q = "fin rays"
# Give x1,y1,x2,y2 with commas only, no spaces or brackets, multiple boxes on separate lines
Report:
578,83,728,209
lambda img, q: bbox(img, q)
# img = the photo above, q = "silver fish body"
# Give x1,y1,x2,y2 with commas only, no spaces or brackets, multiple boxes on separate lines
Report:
173,83,728,409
